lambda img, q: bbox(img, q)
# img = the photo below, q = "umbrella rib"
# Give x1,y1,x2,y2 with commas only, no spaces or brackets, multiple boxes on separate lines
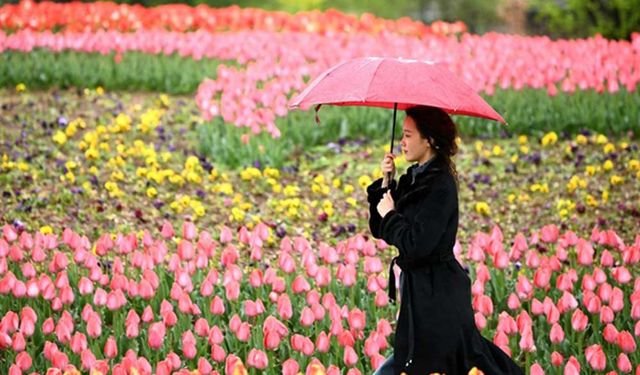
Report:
364,59,384,104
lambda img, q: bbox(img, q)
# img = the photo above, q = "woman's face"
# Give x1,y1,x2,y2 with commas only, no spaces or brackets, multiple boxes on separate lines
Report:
401,115,431,163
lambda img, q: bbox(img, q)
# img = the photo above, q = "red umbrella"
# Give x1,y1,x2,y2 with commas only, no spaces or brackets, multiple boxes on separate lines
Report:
289,56,506,160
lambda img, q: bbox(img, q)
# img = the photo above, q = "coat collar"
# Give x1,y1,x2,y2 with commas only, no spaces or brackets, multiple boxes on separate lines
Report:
395,154,447,210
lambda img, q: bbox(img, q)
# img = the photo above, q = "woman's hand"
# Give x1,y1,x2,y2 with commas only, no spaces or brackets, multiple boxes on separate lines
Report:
377,191,395,218
380,152,396,188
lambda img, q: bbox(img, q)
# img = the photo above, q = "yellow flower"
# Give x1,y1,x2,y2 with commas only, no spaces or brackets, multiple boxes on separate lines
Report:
146,187,158,198
332,178,341,188
474,202,490,216
628,159,639,171
209,168,219,181
16,83,26,92
53,131,68,145
610,175,624,185
39,225,53,234
585,165,597,176
313,174,326,184
272,183,282,193
518,135,528,144
595,134,608,144
263,167,280,179
474,140,484,153
510,154,518,163
576,134,588,145
65,122,78,138
586,194,598,207
105,181,118,192
95,86,105,96
82,181,92,192
541,131,558,146
530,183,549,193
89,166,99,175
231,207,245,222
85,148,99,160
602,189,609,202
17,162,29,172
283,184,300,197
507,194,516,203
602,160,614,171
492,145,503,156
519,145,529,154
358,175,372,189
603,143,615,154
159,94,170,107
65,171,75,183
241,167,262,181
343,184,354,194
346,197,357,207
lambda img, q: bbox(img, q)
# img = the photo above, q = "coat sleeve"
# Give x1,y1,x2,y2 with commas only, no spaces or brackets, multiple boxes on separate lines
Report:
379,180,456,259
366,177,397,239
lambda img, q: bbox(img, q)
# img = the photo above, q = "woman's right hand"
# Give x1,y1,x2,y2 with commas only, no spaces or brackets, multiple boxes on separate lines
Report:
380,152,396,187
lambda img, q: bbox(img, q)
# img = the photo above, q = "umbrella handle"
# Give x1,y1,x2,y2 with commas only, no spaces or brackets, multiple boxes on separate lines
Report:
386,103,398,184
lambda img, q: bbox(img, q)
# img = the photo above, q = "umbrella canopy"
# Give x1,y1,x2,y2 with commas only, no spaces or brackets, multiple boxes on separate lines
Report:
289,56,506,123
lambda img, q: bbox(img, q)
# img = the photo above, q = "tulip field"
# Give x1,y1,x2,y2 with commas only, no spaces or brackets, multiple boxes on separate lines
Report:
1,1,640,375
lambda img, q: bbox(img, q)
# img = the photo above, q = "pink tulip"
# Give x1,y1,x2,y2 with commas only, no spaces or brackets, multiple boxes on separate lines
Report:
347,308,366,332
198,357,213,375
211,343,226,363
247,348,268,369
182,330,197,359
571,309,588,332
551,351,563,367
300,307,315,327
160,221,174,238
549,323,564,344
235,322,251,342
14,351,31,371
585,344,606,371
282,358,300,375
315,331,331,353
617,353,632,373
277,294,293,320
343,345,358,367
529,363,545,375
70,332,87,354
616,330,636,353
148,322,166,349
104,336,118,359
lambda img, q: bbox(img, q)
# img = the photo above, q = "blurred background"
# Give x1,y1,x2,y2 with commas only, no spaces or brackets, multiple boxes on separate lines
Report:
1,0,638,39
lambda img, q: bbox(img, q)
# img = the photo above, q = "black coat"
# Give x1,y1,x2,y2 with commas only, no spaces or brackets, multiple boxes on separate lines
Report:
367,155,525,375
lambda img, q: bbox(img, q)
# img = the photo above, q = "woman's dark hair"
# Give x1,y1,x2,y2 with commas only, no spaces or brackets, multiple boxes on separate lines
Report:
405,105,459,187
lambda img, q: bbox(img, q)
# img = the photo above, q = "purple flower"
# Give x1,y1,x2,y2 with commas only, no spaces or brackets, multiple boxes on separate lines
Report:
58,116,68,127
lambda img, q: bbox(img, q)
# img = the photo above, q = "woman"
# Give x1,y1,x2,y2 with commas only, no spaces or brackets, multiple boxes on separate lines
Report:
367,106,525,375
